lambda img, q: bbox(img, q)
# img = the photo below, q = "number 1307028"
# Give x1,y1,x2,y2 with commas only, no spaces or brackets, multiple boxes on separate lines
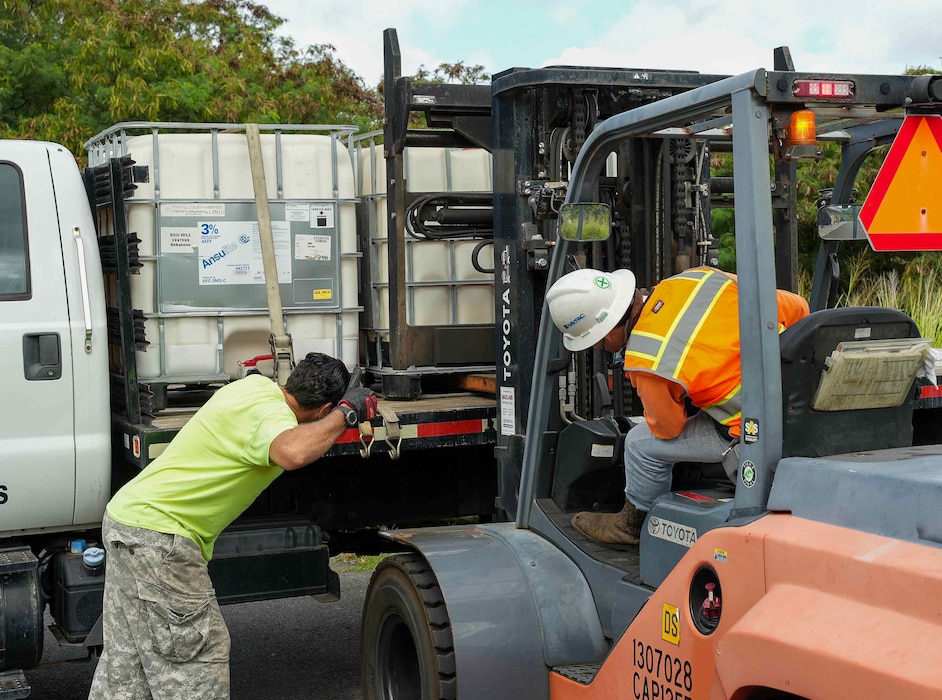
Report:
631,639,693,700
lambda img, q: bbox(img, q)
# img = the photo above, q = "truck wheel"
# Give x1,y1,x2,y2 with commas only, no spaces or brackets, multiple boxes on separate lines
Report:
361,553,456,700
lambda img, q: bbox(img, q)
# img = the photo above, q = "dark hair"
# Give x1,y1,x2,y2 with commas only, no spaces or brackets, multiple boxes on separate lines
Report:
284,352,350,410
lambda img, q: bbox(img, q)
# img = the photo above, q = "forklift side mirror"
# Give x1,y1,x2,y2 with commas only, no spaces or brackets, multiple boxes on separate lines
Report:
559,203,611,241
817,204,867,241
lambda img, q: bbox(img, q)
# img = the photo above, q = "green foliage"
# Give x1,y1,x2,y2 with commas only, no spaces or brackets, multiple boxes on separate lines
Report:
840,250,942,344
712,210,736,271
711,140,891,276
0,0,382,160
905,65,938,76
413,61,489,85
709,152,736,270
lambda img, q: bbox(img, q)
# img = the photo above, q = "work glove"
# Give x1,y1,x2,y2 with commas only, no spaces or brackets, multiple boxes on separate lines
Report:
337,387,379,424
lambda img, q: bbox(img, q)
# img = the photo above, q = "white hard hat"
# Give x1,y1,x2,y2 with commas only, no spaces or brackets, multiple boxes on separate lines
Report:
546,268,636,351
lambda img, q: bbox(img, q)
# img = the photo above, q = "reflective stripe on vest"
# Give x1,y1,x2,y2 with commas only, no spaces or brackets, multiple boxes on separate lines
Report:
701,384,742,428
623,330,662,361
624,267,742,428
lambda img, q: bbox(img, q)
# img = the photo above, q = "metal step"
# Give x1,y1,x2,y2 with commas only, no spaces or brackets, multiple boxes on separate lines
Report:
0,547,36,575
0,670,30,700
553,663,602,685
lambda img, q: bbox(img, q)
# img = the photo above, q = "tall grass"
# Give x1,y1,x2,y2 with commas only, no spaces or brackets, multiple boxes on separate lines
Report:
839,250,942,345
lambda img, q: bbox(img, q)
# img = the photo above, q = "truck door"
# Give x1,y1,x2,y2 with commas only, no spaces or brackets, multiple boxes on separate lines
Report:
0,146,76,531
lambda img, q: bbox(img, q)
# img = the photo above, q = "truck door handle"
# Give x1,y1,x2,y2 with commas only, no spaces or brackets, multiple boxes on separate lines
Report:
73,226,93,353
23,333,61,380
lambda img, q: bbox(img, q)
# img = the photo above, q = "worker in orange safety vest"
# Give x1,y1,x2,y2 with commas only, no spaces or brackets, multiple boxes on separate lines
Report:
546,266,809,547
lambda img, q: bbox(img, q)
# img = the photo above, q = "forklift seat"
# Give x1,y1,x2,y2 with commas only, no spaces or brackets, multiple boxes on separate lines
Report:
779,306,926,458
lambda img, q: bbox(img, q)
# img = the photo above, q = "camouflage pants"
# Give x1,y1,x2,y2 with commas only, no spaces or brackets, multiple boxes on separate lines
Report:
88,514,231,700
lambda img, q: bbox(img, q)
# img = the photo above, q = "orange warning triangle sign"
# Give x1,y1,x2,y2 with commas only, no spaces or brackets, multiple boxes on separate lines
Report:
859,115,942,251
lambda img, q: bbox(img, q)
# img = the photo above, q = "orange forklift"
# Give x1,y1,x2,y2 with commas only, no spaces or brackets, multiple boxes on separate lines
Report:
361,59,942,700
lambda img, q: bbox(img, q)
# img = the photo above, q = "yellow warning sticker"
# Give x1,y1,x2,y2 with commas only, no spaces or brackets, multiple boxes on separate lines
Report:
661,602,680,645
313,288,332,300
714,549,728,563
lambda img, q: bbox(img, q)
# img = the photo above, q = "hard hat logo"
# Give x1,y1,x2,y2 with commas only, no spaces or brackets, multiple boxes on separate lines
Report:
545,267,636,352
563,313,586,330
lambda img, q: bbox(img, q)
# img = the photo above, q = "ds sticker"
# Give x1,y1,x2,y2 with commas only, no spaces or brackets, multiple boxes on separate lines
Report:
661,603,680,645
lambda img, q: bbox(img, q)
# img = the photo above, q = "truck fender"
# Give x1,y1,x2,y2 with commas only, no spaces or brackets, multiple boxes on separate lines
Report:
384,522,608,699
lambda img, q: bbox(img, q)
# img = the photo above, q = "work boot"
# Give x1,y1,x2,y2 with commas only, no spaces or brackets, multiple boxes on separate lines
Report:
571,502,645,547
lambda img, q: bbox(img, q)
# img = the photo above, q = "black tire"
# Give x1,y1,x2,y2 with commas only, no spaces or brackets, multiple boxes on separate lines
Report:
742,690,809,700
361,553,457,700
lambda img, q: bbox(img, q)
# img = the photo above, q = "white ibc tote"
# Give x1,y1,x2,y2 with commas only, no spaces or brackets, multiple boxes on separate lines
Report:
353,134,494,340
86,123,360,380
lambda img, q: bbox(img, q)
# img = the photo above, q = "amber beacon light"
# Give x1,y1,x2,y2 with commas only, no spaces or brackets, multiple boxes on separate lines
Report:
788,109,817,147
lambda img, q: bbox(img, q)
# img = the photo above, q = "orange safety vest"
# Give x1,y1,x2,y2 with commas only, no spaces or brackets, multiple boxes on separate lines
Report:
623,267,743,435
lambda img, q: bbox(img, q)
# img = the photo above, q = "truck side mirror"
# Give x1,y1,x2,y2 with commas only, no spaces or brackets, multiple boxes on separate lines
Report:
559,203,611,241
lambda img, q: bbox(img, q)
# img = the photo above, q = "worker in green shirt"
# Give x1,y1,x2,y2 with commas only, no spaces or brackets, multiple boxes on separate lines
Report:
88,352,377,700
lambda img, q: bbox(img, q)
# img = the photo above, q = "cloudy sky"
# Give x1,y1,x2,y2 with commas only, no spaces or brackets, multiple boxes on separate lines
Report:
262,0,942,87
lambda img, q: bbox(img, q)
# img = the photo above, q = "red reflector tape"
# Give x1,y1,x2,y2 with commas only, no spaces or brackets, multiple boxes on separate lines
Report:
919,384,942,400
334,428,361,444
332,419,488,446
416,419,486,438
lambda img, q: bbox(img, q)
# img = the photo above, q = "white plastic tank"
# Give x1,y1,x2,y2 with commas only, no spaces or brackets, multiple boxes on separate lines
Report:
355,138,494,335
88,124,359,379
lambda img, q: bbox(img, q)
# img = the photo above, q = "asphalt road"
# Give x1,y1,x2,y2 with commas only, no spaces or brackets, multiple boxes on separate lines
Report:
23,562,372,700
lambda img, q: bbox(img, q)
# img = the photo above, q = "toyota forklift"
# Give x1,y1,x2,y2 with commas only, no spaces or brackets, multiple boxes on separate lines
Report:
361,57,942,700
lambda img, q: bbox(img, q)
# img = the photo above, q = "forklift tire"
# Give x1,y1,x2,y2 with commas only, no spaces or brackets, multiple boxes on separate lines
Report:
742,690,807,700
361,552,457,700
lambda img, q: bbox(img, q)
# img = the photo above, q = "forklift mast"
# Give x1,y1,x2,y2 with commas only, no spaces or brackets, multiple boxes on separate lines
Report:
521,68,932,519
490,64,729,516
377,28,731,516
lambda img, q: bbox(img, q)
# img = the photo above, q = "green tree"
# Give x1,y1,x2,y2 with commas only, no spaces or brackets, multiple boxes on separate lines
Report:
378,60,489,129
0,0,382,159
413,61,489,85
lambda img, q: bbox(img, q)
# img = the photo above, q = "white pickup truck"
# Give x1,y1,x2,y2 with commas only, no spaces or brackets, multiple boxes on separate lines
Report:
1,140,114,694
0,123,500,695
